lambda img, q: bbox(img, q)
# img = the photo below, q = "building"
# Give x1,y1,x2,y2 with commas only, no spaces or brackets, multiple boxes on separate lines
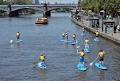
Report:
32,0,39,4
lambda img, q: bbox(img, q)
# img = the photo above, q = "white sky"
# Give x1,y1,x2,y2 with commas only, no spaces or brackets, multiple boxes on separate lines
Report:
38,0,78,4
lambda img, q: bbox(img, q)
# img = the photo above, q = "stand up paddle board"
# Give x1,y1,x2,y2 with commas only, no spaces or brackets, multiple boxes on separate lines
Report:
77,62,87,71
63,40,72,43
95,62,107,70
16,40,23,43
71,40,78,45
94,37,99,42
37,62,46,69
10,39,23,44
84,44,90,52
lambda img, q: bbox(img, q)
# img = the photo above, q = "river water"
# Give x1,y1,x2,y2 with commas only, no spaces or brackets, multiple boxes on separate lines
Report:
0,13,120,81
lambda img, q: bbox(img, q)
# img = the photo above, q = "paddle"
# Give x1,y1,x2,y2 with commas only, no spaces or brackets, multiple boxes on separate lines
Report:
76,46,93,62
76,46,80,53
10,40,14,44
89,57,98,66
32,60,39,68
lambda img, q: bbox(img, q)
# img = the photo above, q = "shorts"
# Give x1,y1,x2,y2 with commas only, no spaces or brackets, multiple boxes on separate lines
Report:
96,35,98,37
16,36,20,39
99,57,104,61
80,57,84,62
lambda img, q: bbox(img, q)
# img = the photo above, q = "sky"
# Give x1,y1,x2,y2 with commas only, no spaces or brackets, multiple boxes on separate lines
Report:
38,0,78,4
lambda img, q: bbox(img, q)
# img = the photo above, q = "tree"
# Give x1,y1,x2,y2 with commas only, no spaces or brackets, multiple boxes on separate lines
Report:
79,0,120,16
2,0,32,5
0,0,4,5
13,0,32,4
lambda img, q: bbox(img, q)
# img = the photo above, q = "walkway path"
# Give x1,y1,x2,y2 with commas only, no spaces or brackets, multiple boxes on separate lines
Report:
71,16,120,45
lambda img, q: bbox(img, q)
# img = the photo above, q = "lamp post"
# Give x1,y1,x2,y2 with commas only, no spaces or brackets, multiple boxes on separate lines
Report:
44,0,46,4
60,0,61,4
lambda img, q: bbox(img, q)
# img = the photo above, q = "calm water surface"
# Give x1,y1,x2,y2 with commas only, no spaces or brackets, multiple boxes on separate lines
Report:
0,13,120,81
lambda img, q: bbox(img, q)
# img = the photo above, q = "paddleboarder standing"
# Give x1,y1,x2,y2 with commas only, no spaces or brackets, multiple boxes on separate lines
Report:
65,33,68,40
16,32,20,40
72,34,76,41
98,50,105,64
79,49,85,64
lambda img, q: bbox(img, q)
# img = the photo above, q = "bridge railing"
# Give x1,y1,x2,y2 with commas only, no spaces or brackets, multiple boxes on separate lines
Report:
0,4,78,7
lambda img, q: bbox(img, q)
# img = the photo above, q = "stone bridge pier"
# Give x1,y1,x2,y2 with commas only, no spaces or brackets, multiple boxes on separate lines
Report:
0,4,77,17
8,3,51,17
43,3,51,17
8,4,19,17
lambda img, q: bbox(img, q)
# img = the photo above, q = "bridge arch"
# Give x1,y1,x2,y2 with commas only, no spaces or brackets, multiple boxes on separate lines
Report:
0,8,7,12
0,4,78,17
9,7,44,16
11,7,44,12
48,7,75,12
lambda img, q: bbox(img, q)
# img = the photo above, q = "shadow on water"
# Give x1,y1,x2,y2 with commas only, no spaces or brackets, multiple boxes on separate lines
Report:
99,71,105,81
77,72,87,81
38,70,47,80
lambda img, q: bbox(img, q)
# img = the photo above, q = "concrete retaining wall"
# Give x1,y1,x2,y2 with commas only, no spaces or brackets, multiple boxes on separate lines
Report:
71,17,120,45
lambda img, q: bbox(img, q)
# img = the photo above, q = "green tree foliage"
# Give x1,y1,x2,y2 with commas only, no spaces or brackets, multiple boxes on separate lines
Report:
1,0,32,5
13,0,32,4
79,0,120,15
0,0,4,5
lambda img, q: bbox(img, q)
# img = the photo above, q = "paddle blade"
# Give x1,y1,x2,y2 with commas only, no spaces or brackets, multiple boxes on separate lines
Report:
32,62,36,68
89,62,93,66
10,40,14,44
77,46,80,49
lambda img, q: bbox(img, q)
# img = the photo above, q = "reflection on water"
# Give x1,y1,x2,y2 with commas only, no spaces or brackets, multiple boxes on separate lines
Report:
78,72,87,81
38,70,46,80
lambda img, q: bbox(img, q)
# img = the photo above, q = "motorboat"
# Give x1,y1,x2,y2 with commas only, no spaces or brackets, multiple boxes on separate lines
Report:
35,17,48,24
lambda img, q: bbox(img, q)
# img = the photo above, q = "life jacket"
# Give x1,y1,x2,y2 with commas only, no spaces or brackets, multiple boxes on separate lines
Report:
80,51,85,57
39,55,45,61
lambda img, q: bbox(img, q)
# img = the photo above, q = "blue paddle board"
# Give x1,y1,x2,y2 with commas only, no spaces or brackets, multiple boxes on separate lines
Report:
77,62,87,71
60,39,65,42
81,33,85,36
84,48,90,53
95,63,107,70
84,44,90,52
16,40,23,43
37,62,46,69
71,40,78,45
60,38,72,43
94,37,99,42
64,40,72,43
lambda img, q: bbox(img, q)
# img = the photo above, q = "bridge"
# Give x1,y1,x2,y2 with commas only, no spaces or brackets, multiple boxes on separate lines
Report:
0,4,78,17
